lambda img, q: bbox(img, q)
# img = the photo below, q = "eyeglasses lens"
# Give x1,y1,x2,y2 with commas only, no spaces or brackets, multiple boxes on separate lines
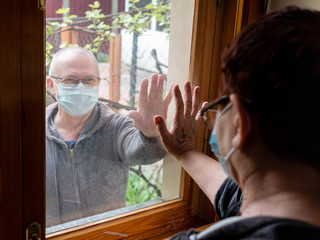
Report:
61,77,99,87
204,110,217,131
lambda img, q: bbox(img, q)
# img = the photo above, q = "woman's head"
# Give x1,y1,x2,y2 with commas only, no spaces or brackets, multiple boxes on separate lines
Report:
222,6,320,163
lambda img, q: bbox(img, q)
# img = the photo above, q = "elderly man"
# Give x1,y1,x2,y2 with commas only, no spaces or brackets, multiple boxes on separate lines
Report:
46,46,172,226
155,6,320,239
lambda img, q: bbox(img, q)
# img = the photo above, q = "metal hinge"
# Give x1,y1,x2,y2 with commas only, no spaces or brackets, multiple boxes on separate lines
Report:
26,221,41,240
38,0,45,11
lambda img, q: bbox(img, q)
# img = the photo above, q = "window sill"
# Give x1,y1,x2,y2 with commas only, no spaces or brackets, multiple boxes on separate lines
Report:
46,199,165,235
46,199,209,239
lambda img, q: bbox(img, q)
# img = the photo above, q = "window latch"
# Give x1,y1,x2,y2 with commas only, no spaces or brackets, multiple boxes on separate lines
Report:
38,0,45,11
26,221,41,240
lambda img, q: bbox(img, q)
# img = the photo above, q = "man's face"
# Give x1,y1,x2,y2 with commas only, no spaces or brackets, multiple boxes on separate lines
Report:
47,52,100,99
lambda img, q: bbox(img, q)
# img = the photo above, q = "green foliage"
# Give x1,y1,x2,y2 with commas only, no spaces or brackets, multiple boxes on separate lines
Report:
97,52,109,62
126,169,161,206
46,0,171,67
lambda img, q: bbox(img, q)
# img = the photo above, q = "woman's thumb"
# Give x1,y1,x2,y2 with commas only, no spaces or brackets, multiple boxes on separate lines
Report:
154,115,170,143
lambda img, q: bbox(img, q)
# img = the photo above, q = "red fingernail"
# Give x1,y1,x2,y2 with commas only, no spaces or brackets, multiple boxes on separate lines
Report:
154,116,162,125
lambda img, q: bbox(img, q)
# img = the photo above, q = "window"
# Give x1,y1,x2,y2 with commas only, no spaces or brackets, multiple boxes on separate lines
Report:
45,0,192,235
45,0,243,237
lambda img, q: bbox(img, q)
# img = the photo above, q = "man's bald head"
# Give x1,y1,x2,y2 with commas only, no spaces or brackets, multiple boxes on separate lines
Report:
49,46,99,77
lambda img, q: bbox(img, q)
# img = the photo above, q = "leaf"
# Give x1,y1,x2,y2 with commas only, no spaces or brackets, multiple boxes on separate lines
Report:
145,3,155,9
93,36,101,42
85,11,95,18
56,8,69,14
50,21,61,27
46,42,53,48
59,43,67,48
84,43,92,49
89,1,100,9
97,21,106,29
46,26,54,35
91,48,98,53
94,1,100,8
138,17,147,24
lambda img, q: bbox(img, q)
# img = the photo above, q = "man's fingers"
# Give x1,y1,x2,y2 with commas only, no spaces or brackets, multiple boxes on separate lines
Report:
149,74,158,100
156,75,164,99
139,78,148,104
164,83,174,106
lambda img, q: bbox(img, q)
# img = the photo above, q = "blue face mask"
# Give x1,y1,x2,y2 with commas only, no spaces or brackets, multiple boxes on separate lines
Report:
54,81,98,117
209,103,236,181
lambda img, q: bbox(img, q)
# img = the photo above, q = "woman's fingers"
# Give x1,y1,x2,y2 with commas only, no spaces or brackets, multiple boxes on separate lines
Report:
154,115,172,148
191,86,200,118
173,85,184,124
184,81,192,117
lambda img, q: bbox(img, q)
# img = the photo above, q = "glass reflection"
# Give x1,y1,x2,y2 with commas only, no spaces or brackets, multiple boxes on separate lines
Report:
45,0,171,231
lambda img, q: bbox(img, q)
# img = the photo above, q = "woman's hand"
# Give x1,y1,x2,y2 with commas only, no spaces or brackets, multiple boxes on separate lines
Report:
154,81,205,159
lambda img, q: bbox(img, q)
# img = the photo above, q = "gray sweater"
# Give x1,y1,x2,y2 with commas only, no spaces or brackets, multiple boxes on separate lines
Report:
46,102,166,227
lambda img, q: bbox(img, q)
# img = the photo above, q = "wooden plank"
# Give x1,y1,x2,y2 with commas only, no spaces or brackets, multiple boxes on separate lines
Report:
187,0,264,222
235,0,245,35
20,0,46,239
241,0,267,29
109,34,121,102
188,0,220,222
47,200,206,239
0,1,23,239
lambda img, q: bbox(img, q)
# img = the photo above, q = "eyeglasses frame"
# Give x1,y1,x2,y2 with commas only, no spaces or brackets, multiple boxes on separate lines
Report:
200,95,230,130
50,75,100,87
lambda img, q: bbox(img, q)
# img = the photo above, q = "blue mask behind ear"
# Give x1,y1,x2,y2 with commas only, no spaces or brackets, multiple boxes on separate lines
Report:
208,106,237,182
209,125,220,154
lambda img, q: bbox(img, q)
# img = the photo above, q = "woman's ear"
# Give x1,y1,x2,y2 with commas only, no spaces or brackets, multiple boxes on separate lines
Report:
230,93,251,148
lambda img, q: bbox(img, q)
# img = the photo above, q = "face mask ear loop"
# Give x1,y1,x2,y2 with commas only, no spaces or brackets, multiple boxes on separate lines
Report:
225,146,236,160
216,102,233,120
219,147,237,181
51,79,60,101
217,147,236,171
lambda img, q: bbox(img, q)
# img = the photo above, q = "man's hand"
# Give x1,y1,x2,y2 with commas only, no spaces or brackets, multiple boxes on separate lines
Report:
153,81,205,159
128,74,173,138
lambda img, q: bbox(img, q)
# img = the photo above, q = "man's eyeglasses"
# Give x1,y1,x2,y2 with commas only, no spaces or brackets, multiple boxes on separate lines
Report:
200,95,230,131
50,76,100,87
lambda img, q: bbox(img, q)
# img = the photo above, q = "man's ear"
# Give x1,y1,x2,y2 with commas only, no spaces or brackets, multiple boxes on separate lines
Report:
230,93,251,148
46,76,56,96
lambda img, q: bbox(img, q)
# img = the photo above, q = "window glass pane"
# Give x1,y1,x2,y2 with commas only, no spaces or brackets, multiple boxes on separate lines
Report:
45,0,175,233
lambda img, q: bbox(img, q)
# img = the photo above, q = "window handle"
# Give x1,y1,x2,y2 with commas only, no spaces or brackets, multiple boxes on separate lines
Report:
38,0,45,11
26,221,41,240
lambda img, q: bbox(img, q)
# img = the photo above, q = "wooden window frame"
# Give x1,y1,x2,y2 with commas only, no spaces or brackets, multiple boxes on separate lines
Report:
0,0,266,239
0,0,46,239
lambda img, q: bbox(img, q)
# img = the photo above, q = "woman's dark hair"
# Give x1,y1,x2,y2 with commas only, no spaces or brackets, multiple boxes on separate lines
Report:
222,6,319,163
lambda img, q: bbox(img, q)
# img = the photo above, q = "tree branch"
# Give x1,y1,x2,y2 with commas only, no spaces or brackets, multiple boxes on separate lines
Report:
129,166,162,197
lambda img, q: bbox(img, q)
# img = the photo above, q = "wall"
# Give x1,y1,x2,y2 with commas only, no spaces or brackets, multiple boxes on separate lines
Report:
268,0,320,11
